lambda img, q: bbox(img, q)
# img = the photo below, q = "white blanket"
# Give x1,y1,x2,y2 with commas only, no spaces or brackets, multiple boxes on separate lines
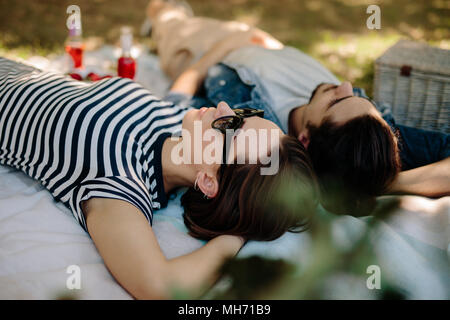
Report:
1,164,449,299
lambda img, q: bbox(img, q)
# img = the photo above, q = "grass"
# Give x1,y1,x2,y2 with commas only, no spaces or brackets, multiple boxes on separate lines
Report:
0,0,448,96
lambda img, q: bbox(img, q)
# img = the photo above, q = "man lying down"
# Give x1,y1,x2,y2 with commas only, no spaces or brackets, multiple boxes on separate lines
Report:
145,0,450,217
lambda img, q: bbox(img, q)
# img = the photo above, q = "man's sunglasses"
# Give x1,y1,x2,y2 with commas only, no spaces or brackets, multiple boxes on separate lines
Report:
211,107,265,178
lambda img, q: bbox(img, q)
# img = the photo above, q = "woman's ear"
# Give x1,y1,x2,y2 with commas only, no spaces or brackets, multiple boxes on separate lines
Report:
196,171,219,198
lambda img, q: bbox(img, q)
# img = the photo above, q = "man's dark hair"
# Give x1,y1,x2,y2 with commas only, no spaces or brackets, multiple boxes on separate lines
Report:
307,115,401,216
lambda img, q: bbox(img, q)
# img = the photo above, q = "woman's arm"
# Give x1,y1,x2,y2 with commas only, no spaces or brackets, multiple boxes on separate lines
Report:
169,30,267,96
83,197,244,299
387,157,450,198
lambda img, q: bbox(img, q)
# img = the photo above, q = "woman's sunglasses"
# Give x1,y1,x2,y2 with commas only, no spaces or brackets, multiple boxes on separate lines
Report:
211,107,265,178
211,108,265,133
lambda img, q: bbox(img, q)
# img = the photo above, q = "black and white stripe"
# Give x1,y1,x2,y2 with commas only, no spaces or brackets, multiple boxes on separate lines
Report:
0,57,188,233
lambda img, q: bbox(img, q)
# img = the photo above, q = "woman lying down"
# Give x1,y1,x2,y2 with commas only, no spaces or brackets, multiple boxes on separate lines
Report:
0,50,317,298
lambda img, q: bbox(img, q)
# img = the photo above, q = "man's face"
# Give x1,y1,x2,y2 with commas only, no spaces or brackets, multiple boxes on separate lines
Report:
295,82,386,146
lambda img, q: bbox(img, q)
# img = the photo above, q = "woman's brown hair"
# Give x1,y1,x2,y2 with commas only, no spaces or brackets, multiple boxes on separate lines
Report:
181,135,318,241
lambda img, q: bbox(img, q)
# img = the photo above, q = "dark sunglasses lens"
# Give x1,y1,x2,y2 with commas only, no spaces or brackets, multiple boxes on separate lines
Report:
234,108,253,115
234,108,264,117
213,116,241,131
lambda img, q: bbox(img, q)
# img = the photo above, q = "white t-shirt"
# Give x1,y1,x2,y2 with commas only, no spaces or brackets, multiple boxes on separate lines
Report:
223,46,340,132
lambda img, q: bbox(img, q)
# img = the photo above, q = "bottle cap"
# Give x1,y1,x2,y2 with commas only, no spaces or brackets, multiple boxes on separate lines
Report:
69,26,82,37
68,12,82,37
120,26,133,53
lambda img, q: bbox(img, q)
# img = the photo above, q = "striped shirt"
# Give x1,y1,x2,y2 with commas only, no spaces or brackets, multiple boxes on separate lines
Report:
0,57,189,234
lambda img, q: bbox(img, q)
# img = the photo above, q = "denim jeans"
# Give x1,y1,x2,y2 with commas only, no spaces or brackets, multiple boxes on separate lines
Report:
164,63,282,126
165,64,450,171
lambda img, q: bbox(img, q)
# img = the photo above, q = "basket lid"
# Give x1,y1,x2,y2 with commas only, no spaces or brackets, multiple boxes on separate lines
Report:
376,40,450,76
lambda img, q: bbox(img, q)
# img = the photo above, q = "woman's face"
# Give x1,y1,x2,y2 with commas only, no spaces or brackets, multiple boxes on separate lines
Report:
181,102,284,177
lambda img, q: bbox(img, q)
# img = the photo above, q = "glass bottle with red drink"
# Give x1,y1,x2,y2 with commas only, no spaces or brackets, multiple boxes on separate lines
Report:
65,24,84,70
117,27,136,80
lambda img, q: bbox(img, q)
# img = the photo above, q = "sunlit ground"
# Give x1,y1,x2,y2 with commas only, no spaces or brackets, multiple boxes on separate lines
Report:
0,0,448,97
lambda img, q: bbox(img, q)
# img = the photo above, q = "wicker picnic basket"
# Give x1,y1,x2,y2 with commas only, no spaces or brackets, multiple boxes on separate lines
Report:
373,40,450,133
